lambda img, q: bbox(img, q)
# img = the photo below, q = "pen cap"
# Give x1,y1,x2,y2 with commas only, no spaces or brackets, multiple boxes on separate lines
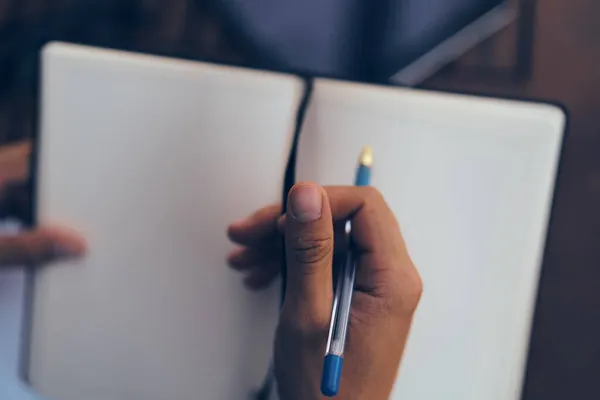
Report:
321,354,344,397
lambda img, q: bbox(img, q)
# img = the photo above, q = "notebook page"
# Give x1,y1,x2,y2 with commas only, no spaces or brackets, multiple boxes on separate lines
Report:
30,43,304,400
297,79,565,400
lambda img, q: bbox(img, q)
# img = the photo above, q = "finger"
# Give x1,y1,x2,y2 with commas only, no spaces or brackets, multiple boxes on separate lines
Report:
0,226,86,266
0,141,31,185
284,182,334,320
227,246,280,271
326,186,420,304
325,186,403,252
227,204,281,246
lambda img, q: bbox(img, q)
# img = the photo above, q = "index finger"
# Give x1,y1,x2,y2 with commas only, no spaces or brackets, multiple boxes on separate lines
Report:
326,186,421,310
326,186,403,252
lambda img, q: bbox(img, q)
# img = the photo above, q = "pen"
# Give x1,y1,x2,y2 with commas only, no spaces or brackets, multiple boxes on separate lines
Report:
321,146,373,397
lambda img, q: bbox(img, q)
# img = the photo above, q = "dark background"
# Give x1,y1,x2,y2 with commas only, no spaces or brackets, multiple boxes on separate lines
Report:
0,0,599,399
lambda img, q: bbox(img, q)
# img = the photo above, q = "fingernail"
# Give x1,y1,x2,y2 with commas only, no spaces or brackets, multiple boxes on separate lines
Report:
289,185,322,222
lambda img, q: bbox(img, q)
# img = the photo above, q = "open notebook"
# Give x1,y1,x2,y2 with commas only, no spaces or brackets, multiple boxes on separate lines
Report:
27,42,566,400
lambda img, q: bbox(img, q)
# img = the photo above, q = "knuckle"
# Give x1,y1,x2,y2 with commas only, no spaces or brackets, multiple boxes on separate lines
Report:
289,234,333,266
391,265,423,315
363,186,385,205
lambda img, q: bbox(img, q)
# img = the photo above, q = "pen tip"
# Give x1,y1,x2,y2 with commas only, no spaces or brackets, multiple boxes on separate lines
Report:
359,145,373,167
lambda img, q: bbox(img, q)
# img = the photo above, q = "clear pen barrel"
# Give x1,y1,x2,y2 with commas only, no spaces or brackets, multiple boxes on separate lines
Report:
325,222,357,357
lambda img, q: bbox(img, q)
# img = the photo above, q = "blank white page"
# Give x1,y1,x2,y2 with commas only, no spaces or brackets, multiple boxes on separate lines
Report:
30,43,304,400
297,79,565,400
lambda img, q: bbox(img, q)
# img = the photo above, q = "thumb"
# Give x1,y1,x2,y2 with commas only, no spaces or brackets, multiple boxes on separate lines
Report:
284,183,334,321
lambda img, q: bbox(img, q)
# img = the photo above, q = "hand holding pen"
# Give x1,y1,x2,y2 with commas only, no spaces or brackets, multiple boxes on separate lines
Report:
228,147,423,399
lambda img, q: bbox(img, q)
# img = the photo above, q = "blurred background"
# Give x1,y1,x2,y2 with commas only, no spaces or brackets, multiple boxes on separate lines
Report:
0,0,599,399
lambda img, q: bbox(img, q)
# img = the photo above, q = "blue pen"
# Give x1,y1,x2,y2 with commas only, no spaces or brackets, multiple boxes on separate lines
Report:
321,146,373,397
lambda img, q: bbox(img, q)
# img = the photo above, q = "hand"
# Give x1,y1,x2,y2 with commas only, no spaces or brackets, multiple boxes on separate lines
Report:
228,183,422,399
0,141,86,267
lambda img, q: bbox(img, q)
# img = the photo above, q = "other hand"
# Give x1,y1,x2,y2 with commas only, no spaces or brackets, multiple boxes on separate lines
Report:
228,183,422,400
0,141,85,267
